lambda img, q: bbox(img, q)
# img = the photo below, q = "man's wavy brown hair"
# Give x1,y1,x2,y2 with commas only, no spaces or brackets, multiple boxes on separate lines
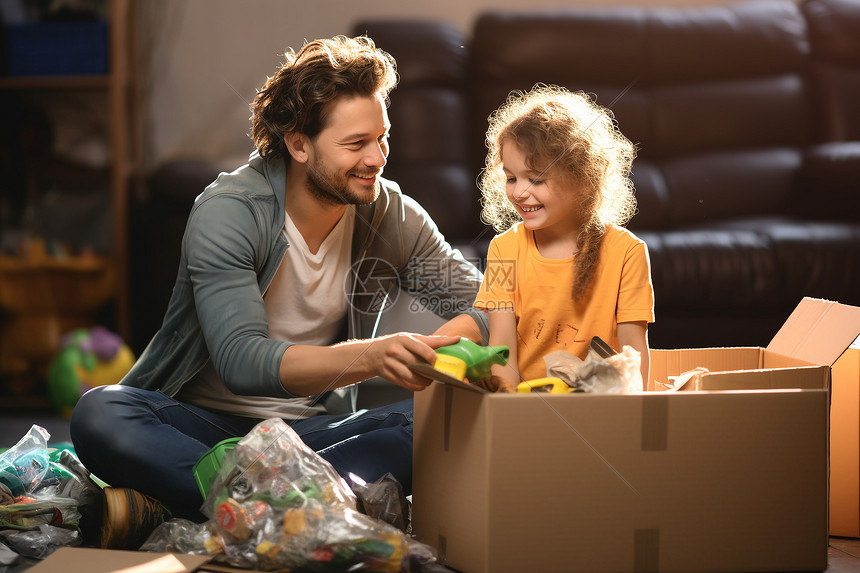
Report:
480,85,637,301
250,35,398,159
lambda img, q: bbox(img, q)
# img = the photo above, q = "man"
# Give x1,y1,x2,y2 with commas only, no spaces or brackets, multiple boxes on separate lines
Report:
70,35,487,548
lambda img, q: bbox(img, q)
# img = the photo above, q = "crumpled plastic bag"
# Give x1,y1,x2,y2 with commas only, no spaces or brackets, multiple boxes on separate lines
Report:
0,425,51,496
544,344,643,393
0,496,81,530
0,540,20,566
349,472,410,534
0,425,103,560
143,418,437,572
0,524,81,559
0,426,92,532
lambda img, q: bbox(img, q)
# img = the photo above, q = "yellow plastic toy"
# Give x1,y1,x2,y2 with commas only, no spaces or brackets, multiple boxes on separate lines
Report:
516,377,572,394
433,354,467,380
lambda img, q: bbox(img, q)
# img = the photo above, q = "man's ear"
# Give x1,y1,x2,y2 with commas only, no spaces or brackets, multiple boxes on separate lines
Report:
284,133,310,164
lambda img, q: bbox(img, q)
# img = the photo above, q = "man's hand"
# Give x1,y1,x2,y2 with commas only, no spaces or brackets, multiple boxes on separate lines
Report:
364,333,461,392
470,375,516,393
280,333,459,396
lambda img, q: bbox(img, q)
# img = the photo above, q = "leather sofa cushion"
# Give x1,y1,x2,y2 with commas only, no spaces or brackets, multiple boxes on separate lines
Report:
357,20,479,244
641,218,860,309
803,0,860,140
470,1,809,159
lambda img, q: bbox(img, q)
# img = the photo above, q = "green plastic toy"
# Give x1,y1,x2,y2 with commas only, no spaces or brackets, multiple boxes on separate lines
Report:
435,339,509,381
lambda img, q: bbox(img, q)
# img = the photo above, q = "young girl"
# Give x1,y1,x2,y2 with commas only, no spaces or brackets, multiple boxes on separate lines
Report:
474,85,654,391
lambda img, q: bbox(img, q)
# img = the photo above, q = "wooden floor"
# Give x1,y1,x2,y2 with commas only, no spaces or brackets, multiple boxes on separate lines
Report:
828,537,860,573
433,538,860,572
430,538,860,571
2,540,859,572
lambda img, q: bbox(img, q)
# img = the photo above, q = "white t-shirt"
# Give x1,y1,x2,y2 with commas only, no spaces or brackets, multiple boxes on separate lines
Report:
177,208,355,420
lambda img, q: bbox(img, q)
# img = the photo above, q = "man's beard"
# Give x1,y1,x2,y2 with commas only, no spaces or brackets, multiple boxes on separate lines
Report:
305,159,379,206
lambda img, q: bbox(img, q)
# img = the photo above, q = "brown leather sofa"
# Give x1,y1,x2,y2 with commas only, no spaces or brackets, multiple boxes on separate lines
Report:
131,0,860,357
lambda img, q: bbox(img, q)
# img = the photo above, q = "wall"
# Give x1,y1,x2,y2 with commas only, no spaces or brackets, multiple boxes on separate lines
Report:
138,0,753,173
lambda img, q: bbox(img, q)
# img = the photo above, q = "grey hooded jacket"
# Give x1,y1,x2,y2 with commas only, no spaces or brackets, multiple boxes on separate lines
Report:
120,151,488,406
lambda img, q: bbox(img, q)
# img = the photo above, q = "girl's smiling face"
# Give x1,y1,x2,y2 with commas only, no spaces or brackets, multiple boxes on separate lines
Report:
501,140,582,238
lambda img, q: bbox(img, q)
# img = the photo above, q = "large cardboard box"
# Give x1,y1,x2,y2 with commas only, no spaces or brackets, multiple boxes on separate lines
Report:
831,341,860,537
413,298,860,573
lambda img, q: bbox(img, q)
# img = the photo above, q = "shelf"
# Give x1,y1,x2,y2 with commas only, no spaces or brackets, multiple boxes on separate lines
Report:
0,75,111,89
0,255,116,315
0,0,133,399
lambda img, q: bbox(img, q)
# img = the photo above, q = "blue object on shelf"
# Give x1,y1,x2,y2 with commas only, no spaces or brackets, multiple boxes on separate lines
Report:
5,20,108,76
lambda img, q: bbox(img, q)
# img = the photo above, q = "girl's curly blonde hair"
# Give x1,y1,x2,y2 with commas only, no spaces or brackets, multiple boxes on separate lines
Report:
479,85,638,300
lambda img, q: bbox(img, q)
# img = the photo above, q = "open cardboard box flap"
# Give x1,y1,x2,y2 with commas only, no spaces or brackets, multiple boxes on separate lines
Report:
767,297,860,367
651,297,860,392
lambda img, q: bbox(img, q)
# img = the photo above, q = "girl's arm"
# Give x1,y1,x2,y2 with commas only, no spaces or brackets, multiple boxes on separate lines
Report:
617,321,650,390
431,313,485,343
487,308,520,392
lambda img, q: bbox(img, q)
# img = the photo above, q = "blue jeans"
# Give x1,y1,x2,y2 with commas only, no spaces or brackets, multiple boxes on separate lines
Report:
69,385,413,520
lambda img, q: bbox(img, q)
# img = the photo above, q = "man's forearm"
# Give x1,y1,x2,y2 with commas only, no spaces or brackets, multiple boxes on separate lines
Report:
278,340,376,396
278,332,462,396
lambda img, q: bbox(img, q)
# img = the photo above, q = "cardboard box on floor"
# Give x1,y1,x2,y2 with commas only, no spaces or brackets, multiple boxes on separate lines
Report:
413,297,860,573
831,339,860,537
27,547,258,572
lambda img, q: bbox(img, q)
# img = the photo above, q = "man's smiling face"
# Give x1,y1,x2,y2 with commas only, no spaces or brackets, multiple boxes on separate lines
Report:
303,93,391,206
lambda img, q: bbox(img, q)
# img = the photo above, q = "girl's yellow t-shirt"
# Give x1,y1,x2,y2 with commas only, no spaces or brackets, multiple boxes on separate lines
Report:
474,223,655,381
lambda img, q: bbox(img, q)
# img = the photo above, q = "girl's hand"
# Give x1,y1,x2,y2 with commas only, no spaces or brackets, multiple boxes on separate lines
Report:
470,375,516,393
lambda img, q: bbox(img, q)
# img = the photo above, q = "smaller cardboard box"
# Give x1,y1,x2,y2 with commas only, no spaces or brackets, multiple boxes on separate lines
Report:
26,547,212,572
413,298,860,573
27,546,261,572
831,340,860,537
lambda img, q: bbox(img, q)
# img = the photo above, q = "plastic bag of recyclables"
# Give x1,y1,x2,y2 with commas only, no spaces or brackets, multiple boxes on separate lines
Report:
143,418,437,572
0,424,100,559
